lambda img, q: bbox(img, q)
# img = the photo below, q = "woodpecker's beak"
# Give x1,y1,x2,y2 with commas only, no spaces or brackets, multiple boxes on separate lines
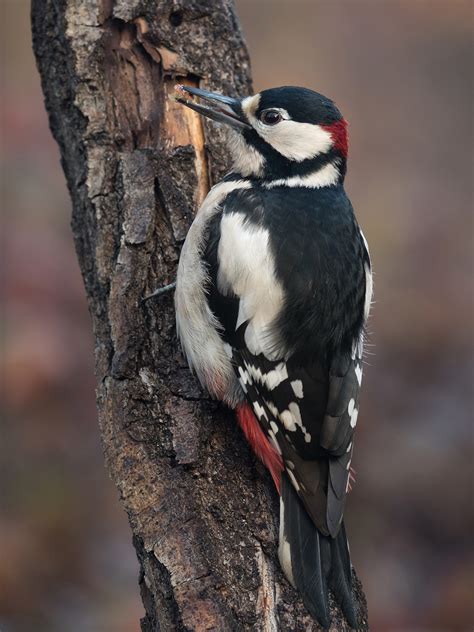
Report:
174,85,250,131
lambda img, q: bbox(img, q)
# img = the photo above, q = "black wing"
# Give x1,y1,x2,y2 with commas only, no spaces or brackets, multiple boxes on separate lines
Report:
203,184,370,537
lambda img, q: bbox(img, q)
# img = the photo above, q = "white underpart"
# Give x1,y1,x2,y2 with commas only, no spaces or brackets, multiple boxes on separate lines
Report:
264,162,340,189
278,498,295,588
175,179,251,405
217,213,285,358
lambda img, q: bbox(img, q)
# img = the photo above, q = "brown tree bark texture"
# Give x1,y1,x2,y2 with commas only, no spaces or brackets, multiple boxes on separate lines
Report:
31,1,368,630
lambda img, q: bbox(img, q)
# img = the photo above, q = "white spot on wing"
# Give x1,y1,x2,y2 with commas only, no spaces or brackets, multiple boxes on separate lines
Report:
268,430,282,455
288,402,302,425
350,408,359,428
238,366,250,393
355,363,363,386
264,399,279,419
348,399,358,428
290,380,304,399
270,421,279,434
253,401,268,421
280,410,296,431
287,468,301,492
265,363,288,390
245,361,263,384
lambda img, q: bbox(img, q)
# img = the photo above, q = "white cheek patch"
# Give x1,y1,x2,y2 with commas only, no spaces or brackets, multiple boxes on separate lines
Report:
257,120,333,162
217,212,284,358
242,94,333,163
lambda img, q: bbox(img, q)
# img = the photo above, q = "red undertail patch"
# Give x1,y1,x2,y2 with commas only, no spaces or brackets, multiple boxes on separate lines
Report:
236,403,284,493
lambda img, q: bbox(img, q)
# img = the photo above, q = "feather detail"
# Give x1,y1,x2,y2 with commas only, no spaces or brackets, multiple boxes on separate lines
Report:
236,403,284,492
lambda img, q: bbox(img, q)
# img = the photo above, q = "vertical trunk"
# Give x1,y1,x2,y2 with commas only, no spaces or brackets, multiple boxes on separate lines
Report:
31,1,368,629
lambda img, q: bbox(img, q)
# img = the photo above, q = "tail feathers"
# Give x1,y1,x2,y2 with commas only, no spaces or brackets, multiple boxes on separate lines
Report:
280,474,357,629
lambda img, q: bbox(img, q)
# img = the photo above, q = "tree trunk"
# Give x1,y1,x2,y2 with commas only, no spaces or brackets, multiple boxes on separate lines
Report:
31,1,368,629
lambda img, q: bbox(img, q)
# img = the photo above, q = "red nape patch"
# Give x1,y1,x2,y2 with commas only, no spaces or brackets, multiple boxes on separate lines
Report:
322,118,349,158
235,404,284,493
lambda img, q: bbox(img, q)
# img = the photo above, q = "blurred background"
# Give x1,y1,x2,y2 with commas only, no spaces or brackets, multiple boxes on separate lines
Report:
1,1,472,630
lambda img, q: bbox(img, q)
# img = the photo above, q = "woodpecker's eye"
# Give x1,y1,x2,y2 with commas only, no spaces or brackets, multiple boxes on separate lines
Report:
259,109,282,126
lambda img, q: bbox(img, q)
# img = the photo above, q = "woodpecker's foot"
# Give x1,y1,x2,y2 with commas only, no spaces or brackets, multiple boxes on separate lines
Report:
143,282,176,302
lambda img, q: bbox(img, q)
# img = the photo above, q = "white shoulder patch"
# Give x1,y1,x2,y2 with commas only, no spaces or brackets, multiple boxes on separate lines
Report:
217,212,285,359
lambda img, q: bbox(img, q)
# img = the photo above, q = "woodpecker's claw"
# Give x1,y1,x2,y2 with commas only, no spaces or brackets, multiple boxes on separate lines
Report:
143,282,176,302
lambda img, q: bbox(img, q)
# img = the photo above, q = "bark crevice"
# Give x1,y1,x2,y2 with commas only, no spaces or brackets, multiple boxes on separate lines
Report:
32,1,369,629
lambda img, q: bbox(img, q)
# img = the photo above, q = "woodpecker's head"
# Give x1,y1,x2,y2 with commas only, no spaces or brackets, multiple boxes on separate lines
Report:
175,85,348,183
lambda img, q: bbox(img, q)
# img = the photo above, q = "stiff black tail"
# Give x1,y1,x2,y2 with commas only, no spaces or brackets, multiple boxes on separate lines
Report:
279,473,357,629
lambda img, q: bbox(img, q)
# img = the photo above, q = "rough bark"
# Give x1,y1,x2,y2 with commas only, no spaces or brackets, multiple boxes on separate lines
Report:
31,1,368,630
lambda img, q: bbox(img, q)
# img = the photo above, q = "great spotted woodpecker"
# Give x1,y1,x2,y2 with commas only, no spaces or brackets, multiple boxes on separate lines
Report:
174,85,372,629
